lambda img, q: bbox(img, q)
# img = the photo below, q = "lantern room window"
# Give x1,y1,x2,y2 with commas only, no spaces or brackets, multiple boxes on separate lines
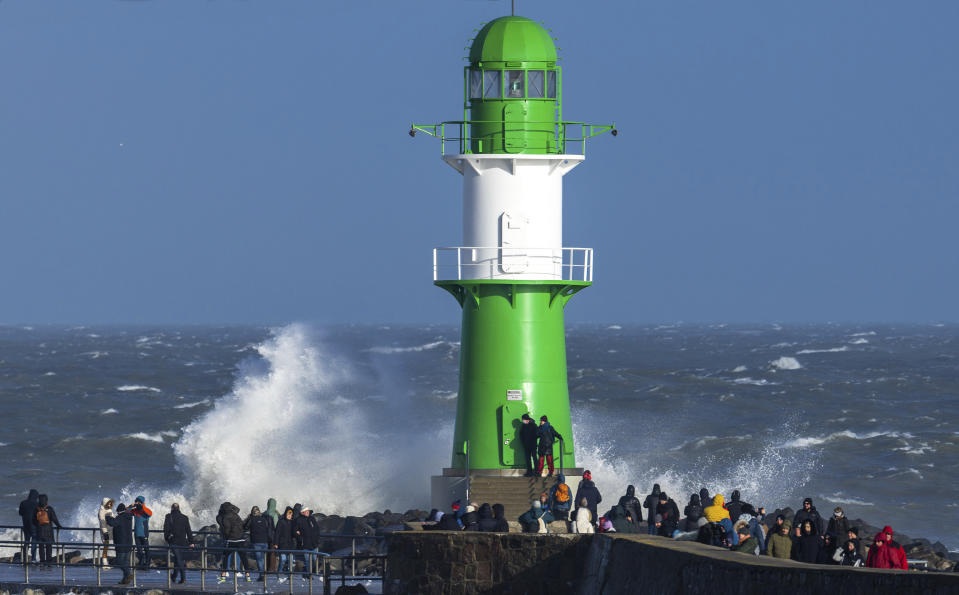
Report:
469,69,483,99
506,70,524,98
546,70,557,98
484,71,502,98
528,71,545,98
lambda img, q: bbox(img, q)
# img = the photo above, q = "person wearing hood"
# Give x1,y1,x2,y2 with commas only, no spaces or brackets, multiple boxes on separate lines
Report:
216,502,250,583
699,488,710,508
726,490,752,523
607,504,635,534
573,470,602,528
130,496,152,569
794,519,822,564
518,500,554,533
272,506,296,573
766,520,793,560
34,494,62,569
643,484,661,535
792,497,824,538
294,506,319,578
703,494,731,523
656,492,680,537
18,489,40,565
881,525,908,570
573,498,595,534
733,521,759,555
549,474,573,522
97,498,114,568
682,493,702,532
244,505,274,581
107,503,135,584
491,504,510,532
838,537,864,567
163,503,194,584
534,415,563,477
718,517,739,547
737,512,767,556
520,413,539,477
618,485,643,529
264,498,280,572
866,532,893,569
477,503,497,532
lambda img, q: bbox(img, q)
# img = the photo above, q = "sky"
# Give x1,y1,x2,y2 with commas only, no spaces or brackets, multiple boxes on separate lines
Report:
1,0,957,325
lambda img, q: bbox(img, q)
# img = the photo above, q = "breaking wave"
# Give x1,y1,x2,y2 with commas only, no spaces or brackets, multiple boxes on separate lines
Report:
796,346,849,354
769,357,802,370
117,385,162,393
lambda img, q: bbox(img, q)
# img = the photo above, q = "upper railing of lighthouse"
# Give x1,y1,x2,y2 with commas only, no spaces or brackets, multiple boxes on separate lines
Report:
410,16,615,155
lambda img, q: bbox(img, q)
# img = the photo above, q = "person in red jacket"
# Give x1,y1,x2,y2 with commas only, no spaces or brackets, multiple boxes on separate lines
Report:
866,532,891,568
882,525,908,570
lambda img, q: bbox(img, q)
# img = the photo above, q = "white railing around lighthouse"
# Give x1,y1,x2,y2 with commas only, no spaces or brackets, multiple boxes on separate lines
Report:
433,246,593,282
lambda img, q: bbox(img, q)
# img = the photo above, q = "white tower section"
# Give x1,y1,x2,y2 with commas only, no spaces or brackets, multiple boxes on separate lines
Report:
437,153,590,282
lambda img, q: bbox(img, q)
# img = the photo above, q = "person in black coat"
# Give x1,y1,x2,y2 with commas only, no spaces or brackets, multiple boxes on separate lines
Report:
792,498,825,538
244,506,274,581
573,471,602,527
461,505,480,531
33,494,62,569
643,484,661,535
520,413,539,477
293,506,319,577
617,485,643,528
477,504,497,532
107,503,135,584
216,502,248,580
794,519,823,564
826,507,851,550
726,490,751,523
163,503,194,584
683,494,703,531
491,504,510,532
18,489,39,564
655,492,681,537
272,507,296,573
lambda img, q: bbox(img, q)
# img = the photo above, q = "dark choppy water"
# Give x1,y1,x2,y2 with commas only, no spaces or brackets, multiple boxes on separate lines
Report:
0,323,956,549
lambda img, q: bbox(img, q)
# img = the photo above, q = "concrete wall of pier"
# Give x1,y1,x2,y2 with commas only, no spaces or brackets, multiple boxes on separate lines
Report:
384,532,959,594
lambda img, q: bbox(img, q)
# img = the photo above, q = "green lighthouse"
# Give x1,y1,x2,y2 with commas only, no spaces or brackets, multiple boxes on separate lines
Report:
412,15,614,506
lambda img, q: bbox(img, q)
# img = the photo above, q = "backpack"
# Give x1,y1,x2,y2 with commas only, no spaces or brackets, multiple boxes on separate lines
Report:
36,507,50,526
555,483,570,503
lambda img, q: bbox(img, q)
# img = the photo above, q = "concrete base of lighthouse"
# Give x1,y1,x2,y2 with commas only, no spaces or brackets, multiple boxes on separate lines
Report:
431,467,584,514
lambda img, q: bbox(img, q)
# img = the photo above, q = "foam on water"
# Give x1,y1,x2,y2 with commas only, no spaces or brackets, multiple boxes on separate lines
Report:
117,385,162,393
366,340,455,354
173,399,210,409
796,346,849,354
769,357,801,370
101,408,119,415
780,430,911,448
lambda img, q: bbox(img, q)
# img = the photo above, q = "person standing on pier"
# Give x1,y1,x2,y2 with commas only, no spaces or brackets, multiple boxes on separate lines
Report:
17,489,39,565
520,414,539,477
107,503,135,585
131,496,152,569
97,498,114,569
34,494,62,569
534,415,563,477
163,503,194,584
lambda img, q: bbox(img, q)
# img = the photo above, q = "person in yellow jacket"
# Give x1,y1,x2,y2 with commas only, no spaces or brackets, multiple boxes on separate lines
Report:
703,494,731,522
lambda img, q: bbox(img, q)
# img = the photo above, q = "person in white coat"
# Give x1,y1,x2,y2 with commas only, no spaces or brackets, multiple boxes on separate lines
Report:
97,498,115,568
574,498,595,534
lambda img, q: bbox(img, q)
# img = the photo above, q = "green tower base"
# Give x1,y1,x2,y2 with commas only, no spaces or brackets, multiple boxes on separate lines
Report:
437,279,588,473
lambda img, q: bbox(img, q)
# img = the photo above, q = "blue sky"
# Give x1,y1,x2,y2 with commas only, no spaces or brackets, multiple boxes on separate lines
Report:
1,0,956,324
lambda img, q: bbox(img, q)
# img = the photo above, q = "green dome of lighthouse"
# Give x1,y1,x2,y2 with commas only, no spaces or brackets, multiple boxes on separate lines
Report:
469,16,557,64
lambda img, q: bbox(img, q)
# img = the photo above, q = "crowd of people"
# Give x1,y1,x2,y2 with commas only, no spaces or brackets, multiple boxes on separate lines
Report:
16,489,335,586
424,473,912,571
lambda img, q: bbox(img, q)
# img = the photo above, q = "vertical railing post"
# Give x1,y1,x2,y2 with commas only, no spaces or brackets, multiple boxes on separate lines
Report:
352,539,356,576
23,529,29,584
167,546,172,589
58,529,65,585
457,248,463,280
200,536,207,591
323,556,331,595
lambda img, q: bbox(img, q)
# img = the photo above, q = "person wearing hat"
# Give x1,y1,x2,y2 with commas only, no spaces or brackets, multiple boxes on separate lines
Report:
766,519,793,560
826,507,850,549
294,506,319,579
655,491,680,537
573,470,602,528
519,413,539,477
534,415,563,477
791,497,824,538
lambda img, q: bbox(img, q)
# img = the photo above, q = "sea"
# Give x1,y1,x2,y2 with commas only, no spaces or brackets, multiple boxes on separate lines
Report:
0,323,956,551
